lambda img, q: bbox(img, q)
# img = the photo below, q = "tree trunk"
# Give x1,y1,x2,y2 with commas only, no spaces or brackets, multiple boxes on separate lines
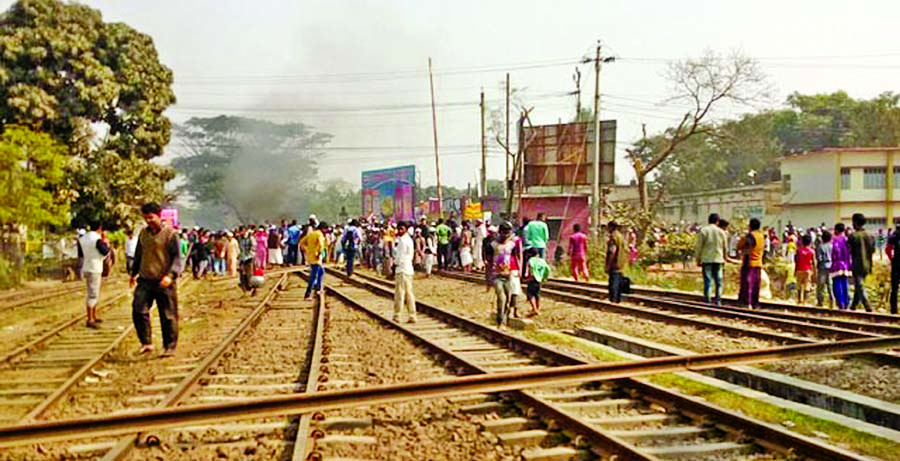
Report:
637,173,648,213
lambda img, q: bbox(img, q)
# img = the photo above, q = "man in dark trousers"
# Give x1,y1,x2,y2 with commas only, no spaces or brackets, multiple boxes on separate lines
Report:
130,202,183,357
605,221,629,303
848,213,875,312
888,226,900,315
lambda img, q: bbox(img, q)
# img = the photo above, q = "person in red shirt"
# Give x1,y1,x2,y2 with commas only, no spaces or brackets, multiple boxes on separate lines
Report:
794,234,816,304
568,224,589,281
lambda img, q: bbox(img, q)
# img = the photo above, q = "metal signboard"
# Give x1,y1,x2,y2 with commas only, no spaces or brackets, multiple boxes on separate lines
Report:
361,165,416,222
522,120,616,187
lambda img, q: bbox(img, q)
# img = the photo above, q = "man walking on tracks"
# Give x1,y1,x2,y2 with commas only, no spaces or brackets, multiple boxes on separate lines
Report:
848,213,875,312
523,213,550,258
737,218,765,309
568,224,590,281
342,219,362,277
78,221,111,329
695,213,728,306
392,221,417,323
300,221,327,300
435,219,452,271
130,202,182,357
492,222,523,328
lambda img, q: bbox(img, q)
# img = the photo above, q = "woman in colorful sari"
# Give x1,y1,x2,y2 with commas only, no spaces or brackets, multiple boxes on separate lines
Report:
255,226,269,270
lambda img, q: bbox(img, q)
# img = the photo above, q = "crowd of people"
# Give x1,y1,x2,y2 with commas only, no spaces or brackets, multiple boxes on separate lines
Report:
70,197,900,364
694,212,897,314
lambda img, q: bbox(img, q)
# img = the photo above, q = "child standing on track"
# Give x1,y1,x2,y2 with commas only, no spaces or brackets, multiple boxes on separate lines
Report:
523,248,551,318
795,234,815,304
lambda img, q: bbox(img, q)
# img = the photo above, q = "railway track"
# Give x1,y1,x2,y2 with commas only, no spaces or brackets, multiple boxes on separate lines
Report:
54,271,325,461
542,276,900,338
0,275,252,427
324,268,871,461
0,278,130,313
1,269,896,460
0,287,139,426
437,270,900,368
548,275,900,325
0,267,316,429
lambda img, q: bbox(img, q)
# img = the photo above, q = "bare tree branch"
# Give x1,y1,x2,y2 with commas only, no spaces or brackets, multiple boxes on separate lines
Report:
624,50,770,243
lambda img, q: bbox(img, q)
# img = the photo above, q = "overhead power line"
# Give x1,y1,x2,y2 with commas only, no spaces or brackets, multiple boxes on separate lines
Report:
175,58,582,85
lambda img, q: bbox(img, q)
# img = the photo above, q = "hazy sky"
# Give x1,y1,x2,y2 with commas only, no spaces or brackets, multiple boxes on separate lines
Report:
5,0,900,188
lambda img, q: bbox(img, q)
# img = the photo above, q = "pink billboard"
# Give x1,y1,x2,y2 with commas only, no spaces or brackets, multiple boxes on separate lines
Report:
361,165,416,222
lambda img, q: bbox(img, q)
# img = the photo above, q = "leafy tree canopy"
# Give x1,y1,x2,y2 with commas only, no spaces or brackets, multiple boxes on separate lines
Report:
646,91,900,197
0,0,175,158
0,126,70,228
0,0,177,230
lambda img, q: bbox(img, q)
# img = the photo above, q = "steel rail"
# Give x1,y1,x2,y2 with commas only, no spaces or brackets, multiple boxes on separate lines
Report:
438,271,900,367
636,291,900,336
291,274,327,461
99,272,291,461
0,279,82,302
21,323,134,422
0,290,130,365
5,278,202,423
0,281,91,311
542,276,900,336
0,334,896,452
548,276,900,324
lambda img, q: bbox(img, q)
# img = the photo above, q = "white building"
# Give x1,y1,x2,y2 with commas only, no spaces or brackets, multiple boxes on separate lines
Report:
781,147,900,230
655,183,782,228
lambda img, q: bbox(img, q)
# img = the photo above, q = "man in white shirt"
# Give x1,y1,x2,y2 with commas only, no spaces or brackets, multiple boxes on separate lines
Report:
392,221,417,323
124,228,138,273
78,221,111,328
473,219,487,271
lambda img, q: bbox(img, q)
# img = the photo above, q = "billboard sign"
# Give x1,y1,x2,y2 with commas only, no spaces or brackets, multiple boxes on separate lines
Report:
522,120,616,188
161,208,179,229
361,165,416,222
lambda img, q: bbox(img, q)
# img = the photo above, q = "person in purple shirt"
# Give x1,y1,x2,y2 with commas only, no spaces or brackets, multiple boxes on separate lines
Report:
829,222,853,310
568,224,589,281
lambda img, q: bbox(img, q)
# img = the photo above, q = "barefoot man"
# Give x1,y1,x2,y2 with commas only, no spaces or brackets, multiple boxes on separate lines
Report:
129,202,183,358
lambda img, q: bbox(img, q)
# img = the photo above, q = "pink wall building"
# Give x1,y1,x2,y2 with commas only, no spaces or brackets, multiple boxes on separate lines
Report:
518,194,590,263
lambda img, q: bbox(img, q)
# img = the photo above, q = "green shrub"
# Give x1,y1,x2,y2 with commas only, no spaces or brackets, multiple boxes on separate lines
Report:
0,255,20,289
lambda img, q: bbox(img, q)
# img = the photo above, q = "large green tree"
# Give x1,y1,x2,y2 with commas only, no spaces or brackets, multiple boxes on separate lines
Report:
0,0,176,228
0,125,69,229
172,115,332,228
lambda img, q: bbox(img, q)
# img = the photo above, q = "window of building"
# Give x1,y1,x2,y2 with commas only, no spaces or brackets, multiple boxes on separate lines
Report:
864,167,886,189
894,166,900,189
841,168,851,190
867,217,887,229
782,174,791,193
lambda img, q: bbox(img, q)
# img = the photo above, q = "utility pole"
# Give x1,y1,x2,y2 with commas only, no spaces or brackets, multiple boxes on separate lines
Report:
480,89,487,198
505,73,511,199
428,57,443,218
590,44,602,237
573,67,582,119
